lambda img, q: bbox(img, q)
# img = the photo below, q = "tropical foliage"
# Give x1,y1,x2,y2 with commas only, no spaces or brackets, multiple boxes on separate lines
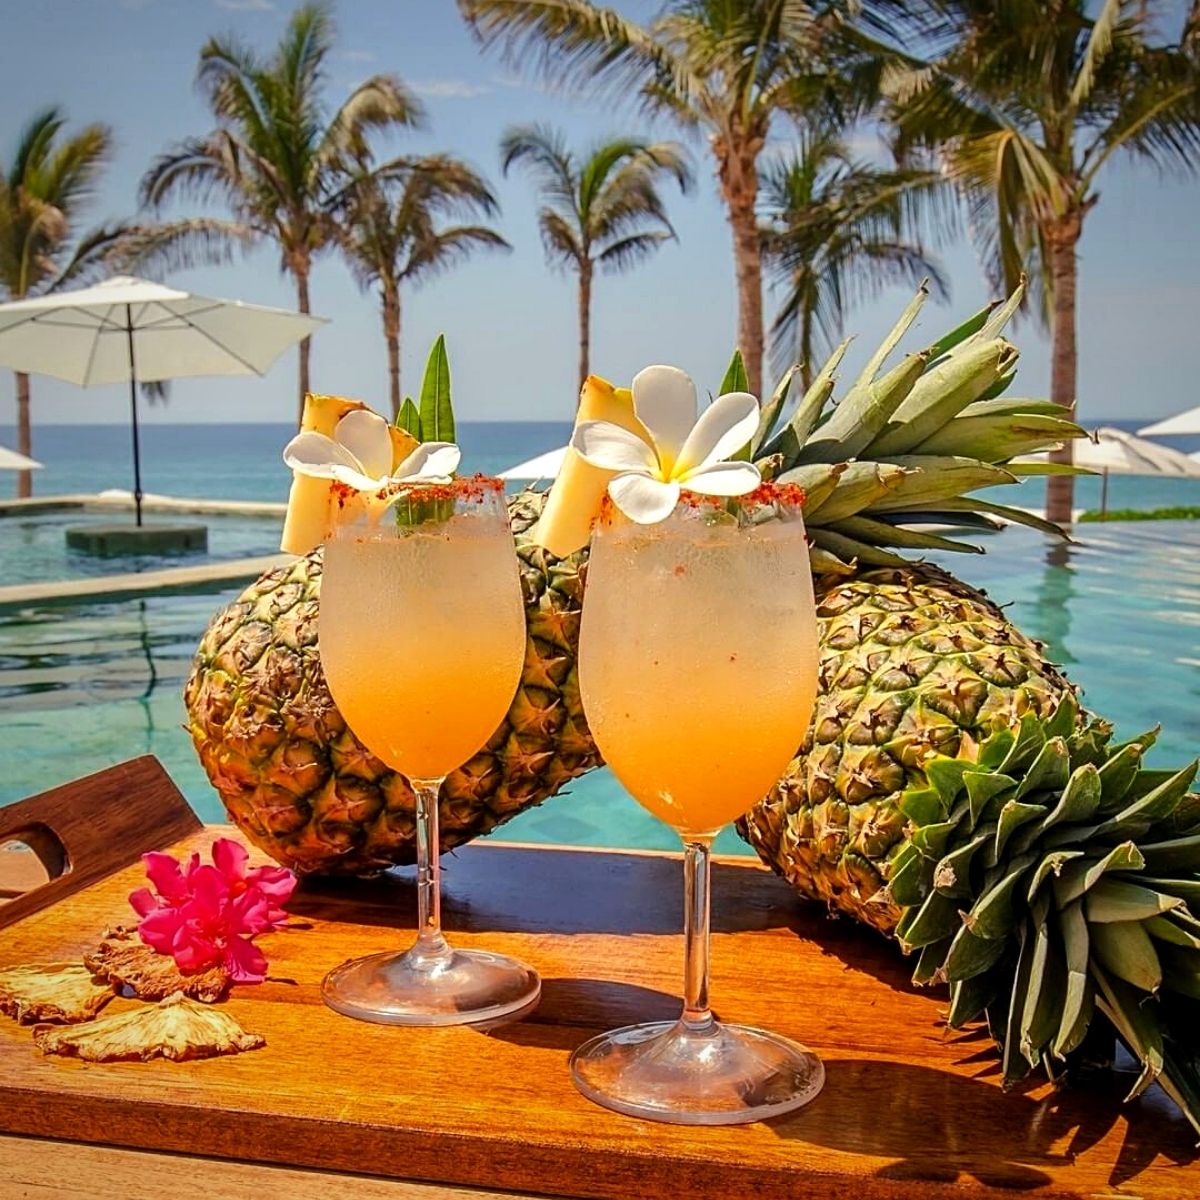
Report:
460,0,860,399
885,0,1200,521
500,125,690,394
336,155,508,418
0,108,130,496
140,3,424,421
760,126,946,386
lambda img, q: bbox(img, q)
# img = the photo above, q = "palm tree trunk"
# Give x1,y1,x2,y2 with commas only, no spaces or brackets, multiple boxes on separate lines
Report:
716,135,765,399
1046,214,1082,526
578,261,592,400
383,284,402,420
295,263,312,426
14,371,32,500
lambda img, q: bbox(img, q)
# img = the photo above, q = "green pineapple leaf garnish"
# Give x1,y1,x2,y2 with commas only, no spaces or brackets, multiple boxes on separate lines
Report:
396,396,422,440
719,347,752,461
718,347,749,397
419,333,455,444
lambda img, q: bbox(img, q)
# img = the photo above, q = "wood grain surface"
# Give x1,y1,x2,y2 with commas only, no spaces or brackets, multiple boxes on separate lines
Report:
0,771,1197,1198
0,1135,558,1200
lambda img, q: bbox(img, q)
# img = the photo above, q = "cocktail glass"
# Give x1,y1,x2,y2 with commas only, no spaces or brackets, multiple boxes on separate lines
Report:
318,479,540,1025
571,486,823,1122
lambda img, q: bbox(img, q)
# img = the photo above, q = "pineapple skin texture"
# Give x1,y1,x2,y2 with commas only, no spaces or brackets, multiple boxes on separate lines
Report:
187,499,1071,888
186,494,599,874
737,566,1074,936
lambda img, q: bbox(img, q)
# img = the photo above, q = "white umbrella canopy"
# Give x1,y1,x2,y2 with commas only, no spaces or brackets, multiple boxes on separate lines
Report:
1072,426,1200,477
1025,426,1200,515
0,275,325,523
0,445,41,470
1139,407,1200,437
0,276,324,385
498,445,568,481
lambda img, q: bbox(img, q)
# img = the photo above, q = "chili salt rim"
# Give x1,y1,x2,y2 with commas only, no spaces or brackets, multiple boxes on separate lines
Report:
330,472,505,508
597,479,806,526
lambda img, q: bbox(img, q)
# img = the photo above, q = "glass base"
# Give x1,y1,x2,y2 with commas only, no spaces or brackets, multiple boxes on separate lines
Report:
569,1019,824,1125
322,939,541,1027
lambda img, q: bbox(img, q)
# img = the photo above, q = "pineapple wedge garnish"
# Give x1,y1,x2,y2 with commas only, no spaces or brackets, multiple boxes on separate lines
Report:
280,395,419,555
533,376,648,557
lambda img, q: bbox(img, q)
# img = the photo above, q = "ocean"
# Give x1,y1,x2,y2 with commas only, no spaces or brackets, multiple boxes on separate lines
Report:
4,419,1200,513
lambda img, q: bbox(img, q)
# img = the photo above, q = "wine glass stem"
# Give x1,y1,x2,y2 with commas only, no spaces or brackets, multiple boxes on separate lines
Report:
412,778,450,961
682,837,715,1032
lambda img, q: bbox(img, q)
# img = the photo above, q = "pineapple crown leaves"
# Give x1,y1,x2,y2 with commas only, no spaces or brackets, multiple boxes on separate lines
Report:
888,693,1200,1136
749,282,1089,573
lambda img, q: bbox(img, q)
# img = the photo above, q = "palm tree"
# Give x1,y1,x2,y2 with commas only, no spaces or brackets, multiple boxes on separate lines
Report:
0,108,130,498
336,156,509,418
501,125,691,394
140,3,424,422
886,0,1200,522
460,0,865,399
760,128,947,386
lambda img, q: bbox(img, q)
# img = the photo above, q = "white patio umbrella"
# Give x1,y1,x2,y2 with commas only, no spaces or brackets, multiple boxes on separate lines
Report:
0,445,42,471
499,445,568,481
1139,407,1200,436
1028,426,1200,515
0,275,325,524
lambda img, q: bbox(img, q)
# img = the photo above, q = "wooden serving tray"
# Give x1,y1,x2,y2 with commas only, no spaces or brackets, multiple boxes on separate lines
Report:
0,758,1197,1199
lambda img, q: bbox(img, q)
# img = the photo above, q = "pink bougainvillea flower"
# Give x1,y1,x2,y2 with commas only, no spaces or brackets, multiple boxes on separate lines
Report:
128,838,296,984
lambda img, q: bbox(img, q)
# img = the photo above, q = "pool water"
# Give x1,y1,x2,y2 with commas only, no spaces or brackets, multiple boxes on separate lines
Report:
1,521,1197,855
0,510,286,586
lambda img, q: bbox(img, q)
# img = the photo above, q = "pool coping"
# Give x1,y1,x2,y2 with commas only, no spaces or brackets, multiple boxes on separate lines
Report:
0,493,287,518
0,553,291,610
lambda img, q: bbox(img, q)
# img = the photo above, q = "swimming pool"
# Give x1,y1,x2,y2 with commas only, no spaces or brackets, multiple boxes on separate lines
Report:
0,509,285,586
1,520,1197,856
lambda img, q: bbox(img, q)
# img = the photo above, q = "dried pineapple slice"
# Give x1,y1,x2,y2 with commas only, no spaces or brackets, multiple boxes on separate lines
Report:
33,991,265,1062
84,928,230,1004
0,963,114,1025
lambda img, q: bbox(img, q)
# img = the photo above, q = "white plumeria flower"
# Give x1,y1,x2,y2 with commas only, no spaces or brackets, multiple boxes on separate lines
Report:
283,409,460,490
571,365,761,524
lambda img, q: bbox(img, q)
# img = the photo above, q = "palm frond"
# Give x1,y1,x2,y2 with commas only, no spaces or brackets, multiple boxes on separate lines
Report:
500,124,578,210
1070,0,1122,110
403,224,510,284
319,76,425,167
594,229,673,273
112,218,257,276
457,0,681,99
537,207,584,270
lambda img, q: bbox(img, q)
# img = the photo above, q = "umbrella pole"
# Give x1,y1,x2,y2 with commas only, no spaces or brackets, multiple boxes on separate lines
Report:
126,304,144,527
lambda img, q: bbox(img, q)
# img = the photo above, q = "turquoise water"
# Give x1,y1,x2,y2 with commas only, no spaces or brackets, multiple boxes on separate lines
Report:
0,422,573,504
0,510,284,585
1,520,1196,855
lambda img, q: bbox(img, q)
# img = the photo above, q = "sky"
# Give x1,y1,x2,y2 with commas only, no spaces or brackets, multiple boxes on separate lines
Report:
1,0,1199,429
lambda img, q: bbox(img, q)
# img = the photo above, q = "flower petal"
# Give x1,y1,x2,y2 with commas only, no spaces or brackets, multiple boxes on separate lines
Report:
283,431,364,480
142,852,188,903
128,887,160,918
673,392,760,478
572,421,658,474
211,838,249,885
608,473,681,524
335,410,393,481
678,460,763,496
225,936,269,985
394,441,461,481
631,366,696,474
